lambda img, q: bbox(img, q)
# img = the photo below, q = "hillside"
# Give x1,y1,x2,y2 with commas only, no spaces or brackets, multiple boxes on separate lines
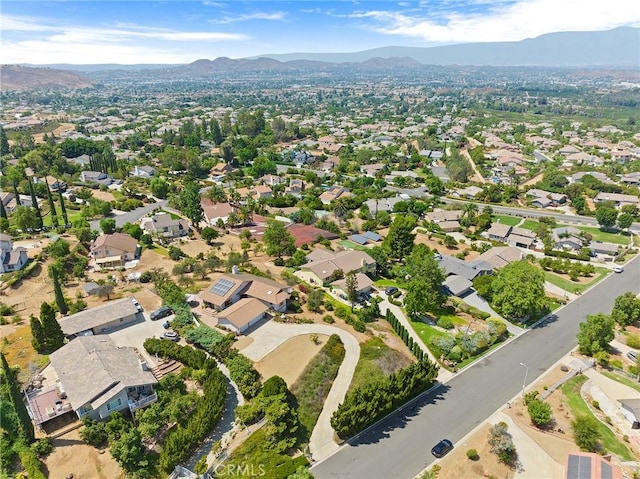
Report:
0,65,93,91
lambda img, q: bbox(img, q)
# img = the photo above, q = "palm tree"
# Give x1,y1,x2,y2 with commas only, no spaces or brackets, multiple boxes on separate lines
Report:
461,202,478,226
333,198,348,223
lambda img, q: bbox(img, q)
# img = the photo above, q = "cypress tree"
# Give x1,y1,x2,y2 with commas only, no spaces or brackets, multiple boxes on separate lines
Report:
57,182,68,227
30,315,45,353
13,180,22,206
27,179,43,229
0,353,35,443
45,181,58,229
40,302,65,353
0,199,6,220
48,265,68,315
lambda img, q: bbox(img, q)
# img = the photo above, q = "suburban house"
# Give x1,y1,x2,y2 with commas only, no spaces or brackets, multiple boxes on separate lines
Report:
443,275,473,297
475,246,524,269
285,223,340,248
331,272,374,298
130,165,156,178
1,192,35,213
215,298,269,333
260,174,286,186
79,171,113,186
34,176,67,192
589,242,620,257
320,185,351,205
201,200,236,226
361,163,386,177
0,233,29,273
437,254,494,282
425,209,462,232
295,250,376,286
619,398,640,428
349,231,383,245
363,197,405,214
484,224,537,249
235,185,273,201
58,297,141,337
90,233,139,269
200,270,292,313
593,192,639,209
210,162,233,177
284,179,305,197
25,336,157,428
551,227,584,251
140,212,189,240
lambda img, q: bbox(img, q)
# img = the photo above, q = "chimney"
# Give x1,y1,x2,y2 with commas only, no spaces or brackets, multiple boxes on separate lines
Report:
139,359,148,371
232,265,239,275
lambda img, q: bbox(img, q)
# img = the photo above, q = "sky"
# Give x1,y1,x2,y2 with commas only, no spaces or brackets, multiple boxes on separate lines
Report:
1,0,639,65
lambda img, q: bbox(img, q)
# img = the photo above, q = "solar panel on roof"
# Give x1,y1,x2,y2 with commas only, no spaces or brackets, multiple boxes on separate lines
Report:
210,277,236,296
350,234,368,245
567,454,591,479
362,231,382,241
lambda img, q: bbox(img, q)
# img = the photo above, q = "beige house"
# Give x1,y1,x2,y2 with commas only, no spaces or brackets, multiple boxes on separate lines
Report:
90,233,138,268
216,298,269,333
58,297,141,337
296,250,376,286
26,336,157,427
140,212,189,240
331,273,374,297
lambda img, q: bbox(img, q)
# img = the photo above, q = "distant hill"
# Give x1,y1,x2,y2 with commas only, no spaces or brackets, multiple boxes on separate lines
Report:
257,27,640,67
1,65,93,90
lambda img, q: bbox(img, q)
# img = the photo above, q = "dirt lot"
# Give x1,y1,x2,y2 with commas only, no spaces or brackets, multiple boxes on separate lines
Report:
90,190,117,202
44,428,123,479
254,334,329,387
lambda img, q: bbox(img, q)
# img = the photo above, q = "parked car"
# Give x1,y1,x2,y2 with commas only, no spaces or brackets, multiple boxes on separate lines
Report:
627,350,638,362
431,439,453,458
162,330,180,342
613,266,624,273
385,286,399,296
131,298,143,312
151,306,173,321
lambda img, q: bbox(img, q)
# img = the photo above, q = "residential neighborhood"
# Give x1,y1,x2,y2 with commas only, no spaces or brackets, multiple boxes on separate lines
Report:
1,47,640,479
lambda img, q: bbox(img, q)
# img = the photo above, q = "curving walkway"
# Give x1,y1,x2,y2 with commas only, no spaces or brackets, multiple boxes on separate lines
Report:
240,321,361,462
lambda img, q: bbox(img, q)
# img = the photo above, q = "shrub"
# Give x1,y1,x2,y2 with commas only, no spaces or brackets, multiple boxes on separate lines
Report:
30,438,54,458
323,314,335,324
139,271,152,283
352,320,366,333
17,448,46,479
527,399,553,428
273,258,285,266
437,317,454,329
79,418,108,447
571,415,601,452
466,448,479,460
626,334,640,349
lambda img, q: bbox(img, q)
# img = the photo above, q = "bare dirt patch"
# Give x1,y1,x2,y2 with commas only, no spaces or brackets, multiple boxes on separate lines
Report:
415,231,480,260
254,334,329,387
438,423,513,479
44,428,123,479
90,190,117,202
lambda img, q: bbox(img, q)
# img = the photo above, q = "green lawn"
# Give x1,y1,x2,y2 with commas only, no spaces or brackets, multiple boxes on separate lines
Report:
372,278,406,289
544,267,610,294
519,219,541,231
348,336,412,392
42,205,83,227
339,240,369,251
562,376,634,461
149,245,169,257
578,227,630,246
601,371,640,394
158,209,181,220
409,319,450,353
494,214,521,227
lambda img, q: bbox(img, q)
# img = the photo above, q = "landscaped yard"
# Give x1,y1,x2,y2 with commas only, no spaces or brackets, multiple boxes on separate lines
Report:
561,376,634,461
348,336,412,392
578,226,630,245
519,219,541,231
493,214,521,226
338,239,369,251
601,371,640,394
544,267,610,294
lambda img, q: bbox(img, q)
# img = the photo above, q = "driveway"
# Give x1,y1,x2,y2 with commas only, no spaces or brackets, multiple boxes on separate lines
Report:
108,311,171,366
462,291,523,336
90,200,167,231
240,321,360,462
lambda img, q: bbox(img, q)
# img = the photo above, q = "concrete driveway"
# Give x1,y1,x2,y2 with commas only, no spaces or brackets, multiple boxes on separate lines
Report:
108,312,172,367
462,291,524,336
240,320,360,462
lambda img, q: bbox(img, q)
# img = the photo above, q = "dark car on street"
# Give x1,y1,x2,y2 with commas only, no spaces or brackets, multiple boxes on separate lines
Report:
151,306,173,321
431,439,453,458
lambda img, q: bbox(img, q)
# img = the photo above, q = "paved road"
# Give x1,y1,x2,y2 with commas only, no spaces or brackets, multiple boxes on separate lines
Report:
312,254,640,479
441,197,640,233
90,200,167,231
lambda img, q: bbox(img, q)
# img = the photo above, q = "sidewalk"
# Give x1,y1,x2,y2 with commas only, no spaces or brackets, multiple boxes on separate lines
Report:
544,281,578,301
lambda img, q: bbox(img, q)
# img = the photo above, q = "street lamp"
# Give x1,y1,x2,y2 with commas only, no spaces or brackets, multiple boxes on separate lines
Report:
519,362,529,397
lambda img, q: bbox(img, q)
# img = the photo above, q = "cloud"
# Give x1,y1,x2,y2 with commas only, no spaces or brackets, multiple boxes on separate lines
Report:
349,0,640,44
0,14,248,64
211,11,287,24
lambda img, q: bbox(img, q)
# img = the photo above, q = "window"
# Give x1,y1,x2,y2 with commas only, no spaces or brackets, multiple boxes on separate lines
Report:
106,398,122,411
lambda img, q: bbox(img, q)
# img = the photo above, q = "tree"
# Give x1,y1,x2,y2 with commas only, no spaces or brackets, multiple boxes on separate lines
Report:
57,181,68,226
527,398,553,428
30,314,45,353
595,204,618,229
27,179,43,229
571,415,601,452
12,206,40,232
109,428,148,474
46,238,70,258
201,226,219,244
487,421,516,465
45,180,59,229
611,292,640,328
577,313,614,356
48,263,68,315
307,290,325,313
617,213,633,231
121,222,143,240
288,466,314,479
404,244,446,318
99,218,116,234
263,219,296,259
95,284,114,301
491,261,545,319
180,181,204,230
150,178,169,199
383,215,416,261
345,271,359,311
1,353,35,442
39,302,65,353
